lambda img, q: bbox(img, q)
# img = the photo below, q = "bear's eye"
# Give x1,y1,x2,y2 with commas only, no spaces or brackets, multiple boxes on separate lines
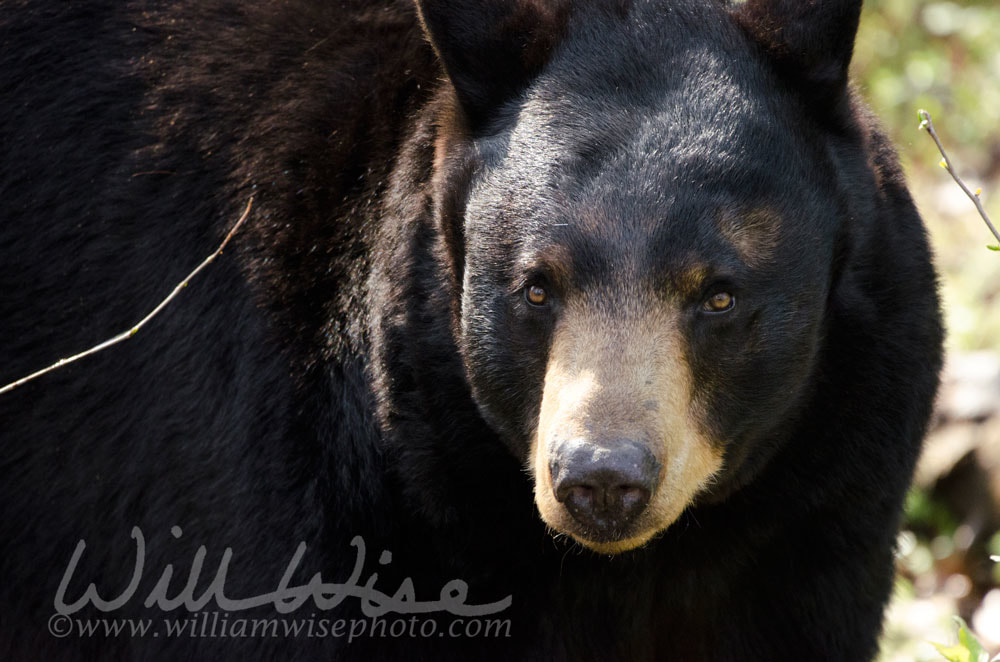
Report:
525,284,549,307
703,291,735,313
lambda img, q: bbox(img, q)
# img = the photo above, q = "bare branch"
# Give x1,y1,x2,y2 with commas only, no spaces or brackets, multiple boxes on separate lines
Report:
918,109,1000,250
0,197,255,396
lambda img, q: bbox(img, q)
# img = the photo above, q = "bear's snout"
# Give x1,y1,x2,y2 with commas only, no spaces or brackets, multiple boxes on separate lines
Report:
531,300,724,553
549,438,660,540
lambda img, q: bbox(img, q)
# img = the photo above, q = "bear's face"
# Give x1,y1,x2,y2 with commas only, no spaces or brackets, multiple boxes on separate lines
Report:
427,1,861,553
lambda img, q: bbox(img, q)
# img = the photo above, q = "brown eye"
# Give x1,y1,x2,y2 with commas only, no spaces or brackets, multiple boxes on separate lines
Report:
526,284,548,306
704,292,735,313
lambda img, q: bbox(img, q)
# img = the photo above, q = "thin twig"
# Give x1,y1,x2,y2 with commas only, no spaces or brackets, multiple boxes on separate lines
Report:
0,197,254,396
918,109,1000,249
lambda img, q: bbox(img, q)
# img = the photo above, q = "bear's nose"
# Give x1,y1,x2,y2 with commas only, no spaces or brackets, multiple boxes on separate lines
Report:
549,439,659,539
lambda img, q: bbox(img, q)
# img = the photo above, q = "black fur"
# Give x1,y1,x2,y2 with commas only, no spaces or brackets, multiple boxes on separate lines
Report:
0,1,942,660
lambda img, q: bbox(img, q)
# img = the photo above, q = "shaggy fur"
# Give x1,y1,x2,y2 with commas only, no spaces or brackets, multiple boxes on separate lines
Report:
0,1,942,660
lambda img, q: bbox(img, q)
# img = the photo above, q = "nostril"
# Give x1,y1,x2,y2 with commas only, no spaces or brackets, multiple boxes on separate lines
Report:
616,485,650,513
563,485,595,512
566,484,593,502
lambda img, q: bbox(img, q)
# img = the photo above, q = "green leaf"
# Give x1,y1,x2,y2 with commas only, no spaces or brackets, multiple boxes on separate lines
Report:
931,642,972,662
955,617,988,661
931,618,989,662
988,245,1000,252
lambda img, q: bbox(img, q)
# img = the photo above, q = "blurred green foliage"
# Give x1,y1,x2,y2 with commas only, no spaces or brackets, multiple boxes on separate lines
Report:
855,0,1000,176
907,486,959,536
932,617,989,662
853,0,1000,352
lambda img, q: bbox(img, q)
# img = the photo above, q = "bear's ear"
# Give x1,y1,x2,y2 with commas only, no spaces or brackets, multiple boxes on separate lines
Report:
731,0,862,107
414,0,570,131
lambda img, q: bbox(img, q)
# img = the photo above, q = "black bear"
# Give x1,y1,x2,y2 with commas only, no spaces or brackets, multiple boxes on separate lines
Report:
0,0,943,660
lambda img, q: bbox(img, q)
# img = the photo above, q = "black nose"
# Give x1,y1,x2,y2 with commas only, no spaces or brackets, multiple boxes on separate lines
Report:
549,439,660,538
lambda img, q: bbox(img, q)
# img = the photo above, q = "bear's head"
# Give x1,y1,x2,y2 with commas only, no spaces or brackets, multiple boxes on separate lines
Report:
417,0,870,553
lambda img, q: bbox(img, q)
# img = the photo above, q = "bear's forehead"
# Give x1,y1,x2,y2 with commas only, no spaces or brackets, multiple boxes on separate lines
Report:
514,68,803,194
468,92,801,282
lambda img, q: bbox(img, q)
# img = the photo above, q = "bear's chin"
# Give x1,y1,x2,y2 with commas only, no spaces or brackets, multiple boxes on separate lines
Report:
571,531,658,555
542,511,667,554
